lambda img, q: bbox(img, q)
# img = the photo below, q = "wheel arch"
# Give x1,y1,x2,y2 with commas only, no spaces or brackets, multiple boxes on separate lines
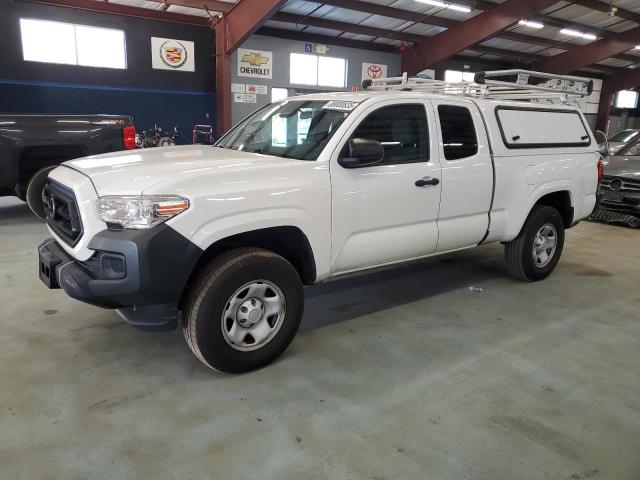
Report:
179,225,317,309
533,190,574,228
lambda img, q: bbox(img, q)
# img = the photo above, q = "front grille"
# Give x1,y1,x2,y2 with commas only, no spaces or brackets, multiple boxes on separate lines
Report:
598,175,640,215
43,180,83,246
601,176,640,193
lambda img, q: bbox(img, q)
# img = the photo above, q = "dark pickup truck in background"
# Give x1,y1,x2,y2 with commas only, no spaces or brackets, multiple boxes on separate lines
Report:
0,114,136,218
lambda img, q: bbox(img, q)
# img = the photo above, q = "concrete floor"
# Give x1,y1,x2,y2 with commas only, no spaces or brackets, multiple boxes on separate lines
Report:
1,196,639,480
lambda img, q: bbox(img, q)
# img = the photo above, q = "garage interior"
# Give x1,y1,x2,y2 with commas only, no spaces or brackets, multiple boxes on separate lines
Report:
1,0,640,478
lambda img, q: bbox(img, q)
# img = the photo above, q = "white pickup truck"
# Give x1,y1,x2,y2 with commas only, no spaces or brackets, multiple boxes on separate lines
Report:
38,71,602,372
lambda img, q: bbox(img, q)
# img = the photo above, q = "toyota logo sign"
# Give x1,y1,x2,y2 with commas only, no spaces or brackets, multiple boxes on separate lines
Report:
367,64,383,79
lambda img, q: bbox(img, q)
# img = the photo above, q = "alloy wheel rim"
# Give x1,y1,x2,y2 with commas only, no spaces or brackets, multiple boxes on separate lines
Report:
221,280,286,352
532,223,558,268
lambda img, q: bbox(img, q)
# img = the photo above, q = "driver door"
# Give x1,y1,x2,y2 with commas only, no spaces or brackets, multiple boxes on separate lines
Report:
330,100,442,274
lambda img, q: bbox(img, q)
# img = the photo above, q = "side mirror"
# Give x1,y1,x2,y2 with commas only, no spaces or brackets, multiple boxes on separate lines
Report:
338,138,384,168
594,130,610,157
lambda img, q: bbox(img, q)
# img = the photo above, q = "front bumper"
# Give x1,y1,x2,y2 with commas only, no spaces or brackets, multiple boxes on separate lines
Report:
597,192,640,215
38,225,202,330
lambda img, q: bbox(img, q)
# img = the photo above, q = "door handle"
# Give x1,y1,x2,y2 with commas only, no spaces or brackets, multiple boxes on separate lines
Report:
415,176,440,187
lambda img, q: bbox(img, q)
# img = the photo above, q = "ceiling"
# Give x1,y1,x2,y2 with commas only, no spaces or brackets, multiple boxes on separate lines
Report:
50,0,640,76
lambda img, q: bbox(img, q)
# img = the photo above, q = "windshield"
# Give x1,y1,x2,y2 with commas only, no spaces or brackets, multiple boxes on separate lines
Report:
215,100,356,161
618,138,640,156
609,130,639,143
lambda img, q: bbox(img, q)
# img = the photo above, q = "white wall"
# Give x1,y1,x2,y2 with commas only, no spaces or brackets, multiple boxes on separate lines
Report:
230,35,401,124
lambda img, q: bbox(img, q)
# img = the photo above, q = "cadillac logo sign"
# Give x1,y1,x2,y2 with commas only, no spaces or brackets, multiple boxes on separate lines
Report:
160,40,187,68
151,37,195,72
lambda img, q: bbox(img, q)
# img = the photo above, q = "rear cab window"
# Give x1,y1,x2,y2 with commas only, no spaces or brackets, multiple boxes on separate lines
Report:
495,106,591,149
437,105,479,160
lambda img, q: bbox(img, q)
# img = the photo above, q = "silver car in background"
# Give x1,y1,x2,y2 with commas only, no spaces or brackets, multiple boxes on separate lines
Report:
608,129,640,155
594,139,640,227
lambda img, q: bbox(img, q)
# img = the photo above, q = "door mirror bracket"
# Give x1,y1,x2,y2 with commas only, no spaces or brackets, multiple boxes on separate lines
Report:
338,138,384,168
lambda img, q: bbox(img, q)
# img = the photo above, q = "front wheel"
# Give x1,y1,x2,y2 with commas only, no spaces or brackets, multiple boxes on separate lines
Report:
182,248,304,373
504,205,565,282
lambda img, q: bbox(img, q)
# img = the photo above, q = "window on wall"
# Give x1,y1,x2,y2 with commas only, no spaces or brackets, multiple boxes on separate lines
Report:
290,53,346,88
444,69,475,83
20,18,126,69
271,88,289,102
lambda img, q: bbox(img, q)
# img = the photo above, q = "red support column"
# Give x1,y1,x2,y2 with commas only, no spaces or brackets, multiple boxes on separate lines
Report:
215,19,232,135
213,0,286,134
595,90,614,134
595,67,640,134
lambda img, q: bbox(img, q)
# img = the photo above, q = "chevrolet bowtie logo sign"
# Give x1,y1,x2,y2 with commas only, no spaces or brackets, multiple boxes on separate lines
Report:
238,48,272,79
241,53,269,66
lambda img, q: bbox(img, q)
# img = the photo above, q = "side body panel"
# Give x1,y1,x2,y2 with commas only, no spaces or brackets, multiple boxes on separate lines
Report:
430,98,494,252
329,97,442,274
147,159,332,281
475,100,599,243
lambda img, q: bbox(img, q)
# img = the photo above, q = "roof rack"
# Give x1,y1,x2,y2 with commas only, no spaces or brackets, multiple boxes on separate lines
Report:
361,69,593,103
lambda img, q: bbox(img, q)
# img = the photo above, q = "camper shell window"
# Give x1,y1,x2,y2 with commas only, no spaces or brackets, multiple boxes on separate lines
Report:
495,106,591,149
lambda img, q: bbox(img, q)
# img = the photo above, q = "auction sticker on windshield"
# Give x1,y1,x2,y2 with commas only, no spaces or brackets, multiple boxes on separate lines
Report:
322,101,360,112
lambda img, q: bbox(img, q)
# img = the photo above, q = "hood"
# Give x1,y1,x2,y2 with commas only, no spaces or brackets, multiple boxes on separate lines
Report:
603,154,640,179
63,145,303,195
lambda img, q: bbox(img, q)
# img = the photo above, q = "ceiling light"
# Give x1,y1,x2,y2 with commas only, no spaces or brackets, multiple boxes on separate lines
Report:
560,28,597,41
518,19,544,29
447,3,472,12
416,0,472,13
635,46,640,50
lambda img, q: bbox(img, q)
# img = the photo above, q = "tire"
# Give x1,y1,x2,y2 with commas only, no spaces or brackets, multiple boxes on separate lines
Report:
504,205,565,282
158,136,175,147
26,166,58,220
182,248,304,373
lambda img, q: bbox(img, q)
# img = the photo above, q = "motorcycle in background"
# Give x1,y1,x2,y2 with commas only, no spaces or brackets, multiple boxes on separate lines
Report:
135,125,180,148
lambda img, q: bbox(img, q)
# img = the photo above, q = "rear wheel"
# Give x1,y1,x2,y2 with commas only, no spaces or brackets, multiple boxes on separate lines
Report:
182,248,304,373
26,166,57,219
504,205,565,282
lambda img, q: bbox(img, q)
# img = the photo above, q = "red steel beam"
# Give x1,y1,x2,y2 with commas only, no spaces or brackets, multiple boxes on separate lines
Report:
596,67,640,132
214,0,286,134
401,0,559,74
217,0,285,55
319,0,638,64
535,26,640,74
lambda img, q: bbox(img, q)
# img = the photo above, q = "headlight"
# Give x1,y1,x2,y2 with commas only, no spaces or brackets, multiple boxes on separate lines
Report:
96,195,190,229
